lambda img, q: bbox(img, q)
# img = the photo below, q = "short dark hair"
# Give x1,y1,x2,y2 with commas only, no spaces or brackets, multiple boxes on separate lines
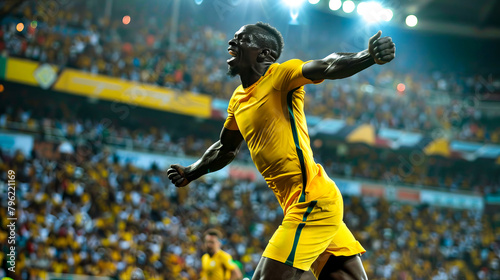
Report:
204,228,223,240
252,22,284,61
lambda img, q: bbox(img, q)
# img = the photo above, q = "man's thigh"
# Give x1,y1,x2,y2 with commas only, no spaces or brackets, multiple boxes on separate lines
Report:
310,222,366,278
317,254,368,280
252,257,305,280
263,200,343,272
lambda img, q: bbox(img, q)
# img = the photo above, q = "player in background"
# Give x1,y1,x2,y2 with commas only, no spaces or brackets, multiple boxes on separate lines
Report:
168,22,395,280
200,229,243,280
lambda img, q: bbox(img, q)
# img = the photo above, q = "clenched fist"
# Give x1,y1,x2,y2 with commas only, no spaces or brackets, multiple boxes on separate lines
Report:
167,164,190,188
368,30,395,65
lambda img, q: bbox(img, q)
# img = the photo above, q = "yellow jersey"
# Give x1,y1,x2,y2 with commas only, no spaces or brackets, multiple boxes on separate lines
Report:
224,59,341,214
200,250,237,280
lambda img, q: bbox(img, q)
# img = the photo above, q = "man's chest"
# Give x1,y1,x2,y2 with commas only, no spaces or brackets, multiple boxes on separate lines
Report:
233,90,288,138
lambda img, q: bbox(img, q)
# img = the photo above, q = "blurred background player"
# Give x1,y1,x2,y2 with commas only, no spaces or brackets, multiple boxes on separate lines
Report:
201,229,242,280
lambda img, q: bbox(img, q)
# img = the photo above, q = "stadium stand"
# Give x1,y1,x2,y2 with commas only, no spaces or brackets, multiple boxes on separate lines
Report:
1,0,499,279
2,1,500,143
0,143,499,279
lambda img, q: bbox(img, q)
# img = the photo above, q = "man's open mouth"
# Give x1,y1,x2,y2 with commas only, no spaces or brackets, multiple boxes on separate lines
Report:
227,49,238,64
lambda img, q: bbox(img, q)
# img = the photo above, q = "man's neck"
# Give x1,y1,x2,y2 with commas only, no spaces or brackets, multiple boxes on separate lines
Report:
240,62,273,88
208,249,219,257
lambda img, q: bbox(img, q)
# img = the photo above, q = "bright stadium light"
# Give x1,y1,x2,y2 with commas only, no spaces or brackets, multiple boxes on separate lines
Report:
359,1,381,22
358,2,393,23
290,9,300,24
357,2,368,15
329,0,342,10
283,0,305,7
342,0,355,13
382,8,393,21
406,15,418,27
309,0,320,4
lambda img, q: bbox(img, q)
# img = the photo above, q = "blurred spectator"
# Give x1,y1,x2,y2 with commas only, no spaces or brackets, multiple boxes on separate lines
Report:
1,0,499,142
0,145,498,279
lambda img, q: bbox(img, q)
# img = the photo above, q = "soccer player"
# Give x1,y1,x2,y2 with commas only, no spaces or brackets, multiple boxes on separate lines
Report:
167,22,395,280
200,229,243,280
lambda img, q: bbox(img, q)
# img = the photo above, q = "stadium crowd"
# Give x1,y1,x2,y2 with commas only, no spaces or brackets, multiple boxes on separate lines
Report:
1,0,500,142
0,143,499,279
1,90,499,195
0,2,499,279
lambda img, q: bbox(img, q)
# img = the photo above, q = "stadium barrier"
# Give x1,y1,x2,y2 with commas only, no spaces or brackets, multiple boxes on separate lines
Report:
45,273,111,280
2,57,212,118
0,132,34,157
0,130,486,211
2,56,500,163
111,148,485,211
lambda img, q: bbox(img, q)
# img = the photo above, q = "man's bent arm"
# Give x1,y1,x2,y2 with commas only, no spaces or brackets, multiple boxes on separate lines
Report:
230,267,243,280
302,50,375,81
303,31,395,81
184,127,244,182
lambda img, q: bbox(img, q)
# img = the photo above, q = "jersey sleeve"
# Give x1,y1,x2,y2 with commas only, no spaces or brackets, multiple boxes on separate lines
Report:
221,252,237,271
200,255,207,279
272,59,324,92
223,93,239,131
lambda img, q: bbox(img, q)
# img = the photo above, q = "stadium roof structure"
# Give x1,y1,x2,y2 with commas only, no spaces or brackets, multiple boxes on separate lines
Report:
3,0,500,38
310,0,500,39
403,0,500,38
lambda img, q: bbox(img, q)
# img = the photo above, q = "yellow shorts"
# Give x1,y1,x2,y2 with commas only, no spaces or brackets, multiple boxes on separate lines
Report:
262,197,365,275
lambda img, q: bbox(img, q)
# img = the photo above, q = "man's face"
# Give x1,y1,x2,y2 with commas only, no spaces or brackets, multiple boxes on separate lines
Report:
227,25,262,76
204,234,220,255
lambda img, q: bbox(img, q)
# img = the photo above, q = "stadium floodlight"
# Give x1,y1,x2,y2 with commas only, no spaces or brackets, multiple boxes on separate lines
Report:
290,8,300,24
358,1,381,21
357,2,368,15
283,0,305,8
329,0,342,10
382,8,393,21
342,0,355,13
358,2,393,23
308,0,320,4
406,15,418,27
194,0,203,5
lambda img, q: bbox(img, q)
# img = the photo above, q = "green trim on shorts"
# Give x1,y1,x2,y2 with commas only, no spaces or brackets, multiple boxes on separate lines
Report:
285,200,318,266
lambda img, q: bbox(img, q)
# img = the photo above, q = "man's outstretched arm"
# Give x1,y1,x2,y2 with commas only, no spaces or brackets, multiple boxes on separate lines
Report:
303,31,395,81
167,127,244,187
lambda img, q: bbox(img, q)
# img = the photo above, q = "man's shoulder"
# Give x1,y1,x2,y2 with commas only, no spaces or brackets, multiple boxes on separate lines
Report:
216,249,232,259
270,59,306,76
277,59,305,68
